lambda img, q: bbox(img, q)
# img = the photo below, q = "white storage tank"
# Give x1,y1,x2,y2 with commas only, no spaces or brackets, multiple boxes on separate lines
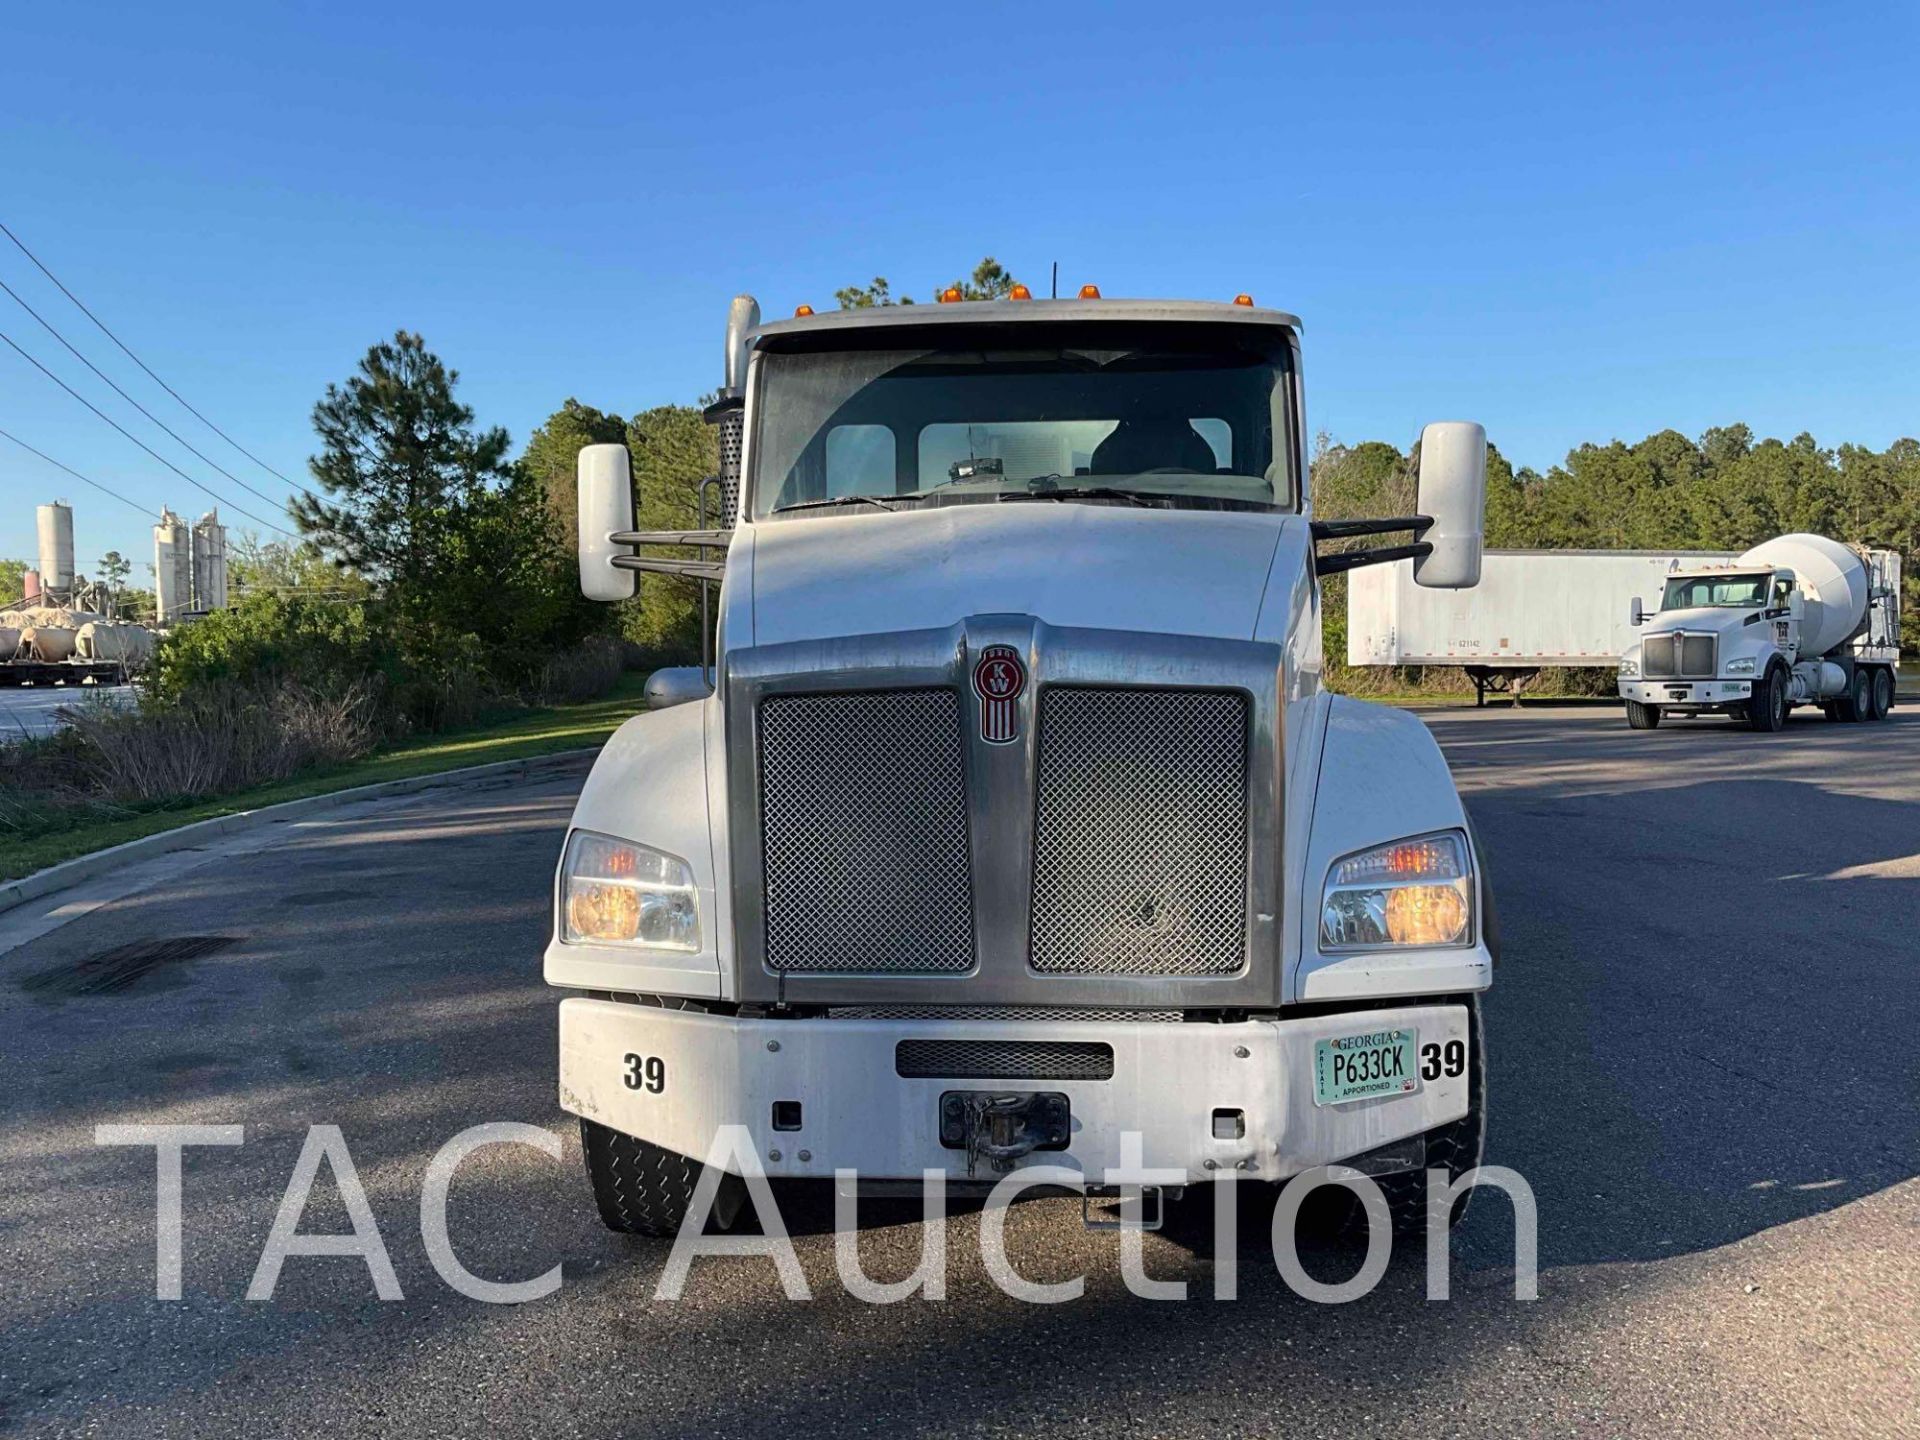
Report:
76,621,155,663
191,508,228,610
154,508,191,621
21,624,78,661
36,502,75,595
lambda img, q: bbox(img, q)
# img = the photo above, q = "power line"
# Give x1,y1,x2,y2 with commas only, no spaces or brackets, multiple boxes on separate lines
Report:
0,325,297,537
0,218,310,496
0,424,155,519
0,274,300,511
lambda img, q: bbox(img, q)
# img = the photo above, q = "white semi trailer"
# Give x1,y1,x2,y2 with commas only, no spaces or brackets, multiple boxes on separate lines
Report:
550,290,1500,1238
1347,549,1736,703
1619,535,1902,730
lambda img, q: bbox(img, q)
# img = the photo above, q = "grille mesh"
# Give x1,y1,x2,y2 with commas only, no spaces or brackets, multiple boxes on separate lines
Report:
760,690,973,973
831,1006,1180,1023
1643,634,1715,678
895,1038,1115,1080
1031,687,1250,976
1643,634,1676,677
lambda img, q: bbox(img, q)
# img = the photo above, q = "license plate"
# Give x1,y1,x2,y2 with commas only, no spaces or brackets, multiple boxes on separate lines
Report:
1313,1027,1420,1106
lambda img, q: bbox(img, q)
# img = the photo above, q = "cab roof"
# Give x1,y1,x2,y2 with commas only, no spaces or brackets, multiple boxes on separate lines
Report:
748,297,1302,348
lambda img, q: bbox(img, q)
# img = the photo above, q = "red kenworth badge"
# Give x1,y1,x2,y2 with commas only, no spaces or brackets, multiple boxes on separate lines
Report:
972,645,1027,744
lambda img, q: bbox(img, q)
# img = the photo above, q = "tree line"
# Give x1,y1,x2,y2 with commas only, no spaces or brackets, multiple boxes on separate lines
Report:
230,257,1916,693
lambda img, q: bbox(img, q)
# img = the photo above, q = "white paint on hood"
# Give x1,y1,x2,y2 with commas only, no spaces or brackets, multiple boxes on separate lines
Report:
748,503,1289,647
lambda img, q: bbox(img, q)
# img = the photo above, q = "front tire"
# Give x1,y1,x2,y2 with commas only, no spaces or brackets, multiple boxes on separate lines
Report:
1345,999,1487,1238
1625,700,1662,730
580,1118,744,1237
1746,667,1788,732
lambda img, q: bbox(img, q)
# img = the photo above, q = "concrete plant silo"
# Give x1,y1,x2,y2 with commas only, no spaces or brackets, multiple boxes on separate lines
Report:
191,508,228,611
36,502,75,599
154,508,192,622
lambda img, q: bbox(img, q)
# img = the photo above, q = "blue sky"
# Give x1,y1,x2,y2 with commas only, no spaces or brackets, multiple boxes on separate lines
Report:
2,0,1915,574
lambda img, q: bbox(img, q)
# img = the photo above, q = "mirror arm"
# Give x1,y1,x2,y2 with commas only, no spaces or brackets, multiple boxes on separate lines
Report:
1315,541,1434,578
1310,515,1436,577
610,554,727,583
610,530,734,549
1308,514,1434,541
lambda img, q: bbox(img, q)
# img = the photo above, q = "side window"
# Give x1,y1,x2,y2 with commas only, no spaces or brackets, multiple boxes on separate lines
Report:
1771,576,1792,609
824,425,894,497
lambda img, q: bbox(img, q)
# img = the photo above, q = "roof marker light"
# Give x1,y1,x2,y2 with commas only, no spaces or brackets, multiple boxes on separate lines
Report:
1008,283,1032,301
794,304,814,317
1078,284,1102,299
1233,293,1255,307
939,286,964,304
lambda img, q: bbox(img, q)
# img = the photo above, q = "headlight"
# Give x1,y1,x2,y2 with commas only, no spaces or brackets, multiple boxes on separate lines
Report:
1619,657,1639,677
1320,832,1473,951
560,830,699,951
1723,657,1756,676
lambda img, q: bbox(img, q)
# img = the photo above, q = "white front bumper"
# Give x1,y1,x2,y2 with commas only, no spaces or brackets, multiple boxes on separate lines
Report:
1620,678,1751,704
558,999,1471,1183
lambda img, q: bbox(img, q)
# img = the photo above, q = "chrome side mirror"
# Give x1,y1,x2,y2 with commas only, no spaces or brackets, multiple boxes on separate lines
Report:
644,667,714,709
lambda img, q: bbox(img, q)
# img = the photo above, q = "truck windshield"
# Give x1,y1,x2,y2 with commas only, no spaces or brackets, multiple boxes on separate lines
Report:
750,323,1294,518
1661,573,1771,609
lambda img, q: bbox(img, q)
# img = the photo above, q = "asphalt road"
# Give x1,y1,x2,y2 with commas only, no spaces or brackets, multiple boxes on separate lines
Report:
0,684,134,742
1,705,1914,1438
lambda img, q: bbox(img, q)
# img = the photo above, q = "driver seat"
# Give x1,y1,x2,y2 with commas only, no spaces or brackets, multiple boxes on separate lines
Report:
1088,417,1216,475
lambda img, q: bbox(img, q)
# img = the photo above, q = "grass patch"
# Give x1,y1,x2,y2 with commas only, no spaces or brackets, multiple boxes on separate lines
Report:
0,672,651,883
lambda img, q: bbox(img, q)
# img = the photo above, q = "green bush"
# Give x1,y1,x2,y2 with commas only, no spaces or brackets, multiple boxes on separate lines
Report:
151,594,380,705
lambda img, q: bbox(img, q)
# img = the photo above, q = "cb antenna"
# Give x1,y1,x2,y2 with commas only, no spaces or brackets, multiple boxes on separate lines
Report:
1050,261,1058,299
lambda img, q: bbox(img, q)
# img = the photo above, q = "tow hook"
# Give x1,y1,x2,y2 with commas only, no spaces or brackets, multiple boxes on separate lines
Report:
940,1091,1071,1178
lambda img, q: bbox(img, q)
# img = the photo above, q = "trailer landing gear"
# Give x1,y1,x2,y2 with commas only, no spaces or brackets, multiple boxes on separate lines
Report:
1465,666,1540,708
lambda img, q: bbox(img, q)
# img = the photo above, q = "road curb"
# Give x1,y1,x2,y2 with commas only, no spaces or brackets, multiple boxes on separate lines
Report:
0,747,599,917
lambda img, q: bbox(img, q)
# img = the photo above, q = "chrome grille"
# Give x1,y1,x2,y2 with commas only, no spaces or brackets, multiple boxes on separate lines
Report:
895,1038,1115,1080
1030,687,1250,976
1643,633,1715,679
831,1006,1181,1023
760,690,973,973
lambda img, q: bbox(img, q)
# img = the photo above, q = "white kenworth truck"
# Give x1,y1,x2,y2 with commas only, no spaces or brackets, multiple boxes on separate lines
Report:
549,291,1498,1238
1619,534,1902,731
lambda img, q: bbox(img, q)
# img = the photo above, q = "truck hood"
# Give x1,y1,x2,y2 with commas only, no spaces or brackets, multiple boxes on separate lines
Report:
1638,606,1759,640
747,503,1288,647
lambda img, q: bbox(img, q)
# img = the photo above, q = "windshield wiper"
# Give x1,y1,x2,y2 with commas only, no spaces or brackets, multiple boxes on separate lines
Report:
1004,485,1162,508
772,494,900,515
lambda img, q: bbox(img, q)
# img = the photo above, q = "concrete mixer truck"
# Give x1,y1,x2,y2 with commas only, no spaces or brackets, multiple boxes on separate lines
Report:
1618,533,1902,731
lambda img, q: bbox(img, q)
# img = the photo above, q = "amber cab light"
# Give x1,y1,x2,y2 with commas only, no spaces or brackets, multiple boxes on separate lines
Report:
939,287,964,303
1233,293,1255,307
1008,283,1032,300
793,304,814,317
1078,284,1102,299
